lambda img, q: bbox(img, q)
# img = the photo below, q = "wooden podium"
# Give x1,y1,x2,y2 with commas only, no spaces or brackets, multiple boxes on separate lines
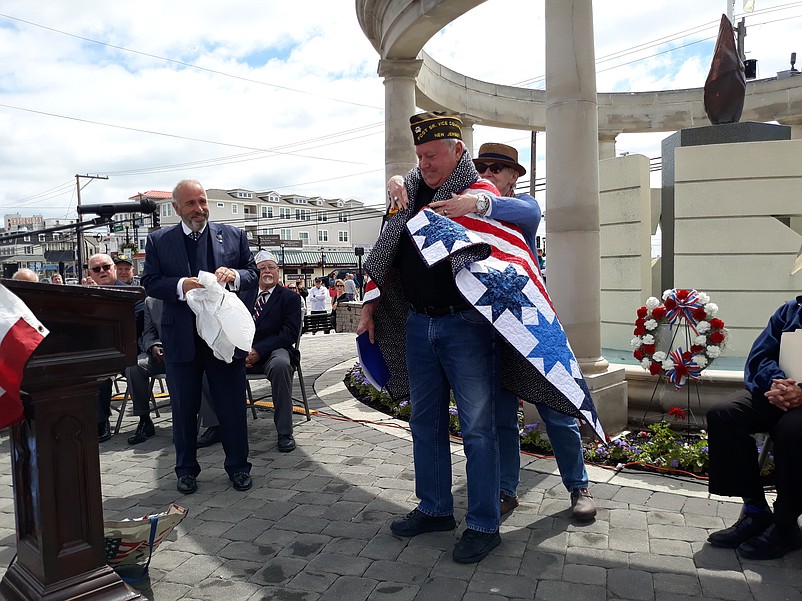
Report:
0,280,144,601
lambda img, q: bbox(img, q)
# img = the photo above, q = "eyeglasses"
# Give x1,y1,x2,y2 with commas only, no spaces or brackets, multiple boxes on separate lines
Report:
91,264,113,273
476,163,508,175
336,284,345,288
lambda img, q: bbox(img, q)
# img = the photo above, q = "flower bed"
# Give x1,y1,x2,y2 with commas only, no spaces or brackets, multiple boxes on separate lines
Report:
344,363,718,478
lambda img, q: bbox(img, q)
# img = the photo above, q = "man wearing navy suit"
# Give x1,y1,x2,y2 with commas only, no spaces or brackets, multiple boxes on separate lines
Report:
243,250,302,452
142,179,258,494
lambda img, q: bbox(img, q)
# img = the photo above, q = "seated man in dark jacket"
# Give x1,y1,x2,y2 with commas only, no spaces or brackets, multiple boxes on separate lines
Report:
707,295,802,559
243,250,302,453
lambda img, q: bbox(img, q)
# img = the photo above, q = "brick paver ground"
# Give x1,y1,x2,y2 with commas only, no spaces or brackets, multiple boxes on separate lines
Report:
1,332,799,600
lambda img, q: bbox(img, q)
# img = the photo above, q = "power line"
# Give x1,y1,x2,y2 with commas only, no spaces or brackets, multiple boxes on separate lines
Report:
0,13,383,111
0,103,370,166
512,3,802,88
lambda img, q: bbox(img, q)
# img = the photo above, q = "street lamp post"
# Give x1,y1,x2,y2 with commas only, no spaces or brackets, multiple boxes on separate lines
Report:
354,246,364,299
321,251,326,279
280,243,285,284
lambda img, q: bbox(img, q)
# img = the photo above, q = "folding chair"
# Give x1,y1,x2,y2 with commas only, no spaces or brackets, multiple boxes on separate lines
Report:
245,333,311,422
112,374,170,435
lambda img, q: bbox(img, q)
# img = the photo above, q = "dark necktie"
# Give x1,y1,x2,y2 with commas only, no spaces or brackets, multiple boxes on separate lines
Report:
253,291,269,320
188,231,201,241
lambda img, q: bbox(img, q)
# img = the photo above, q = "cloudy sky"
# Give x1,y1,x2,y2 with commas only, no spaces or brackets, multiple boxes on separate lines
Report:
1,0,799,224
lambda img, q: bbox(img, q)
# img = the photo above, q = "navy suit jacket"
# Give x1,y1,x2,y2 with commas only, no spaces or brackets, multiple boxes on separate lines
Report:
142,222,258,363
242,284,302,366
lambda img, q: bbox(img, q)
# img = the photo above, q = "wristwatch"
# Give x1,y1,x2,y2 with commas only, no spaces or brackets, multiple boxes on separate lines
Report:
475,193,490,217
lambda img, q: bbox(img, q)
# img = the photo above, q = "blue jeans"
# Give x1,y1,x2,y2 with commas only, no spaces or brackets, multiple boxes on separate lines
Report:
406,309,501,533
498,395,588,494
496,386,520,498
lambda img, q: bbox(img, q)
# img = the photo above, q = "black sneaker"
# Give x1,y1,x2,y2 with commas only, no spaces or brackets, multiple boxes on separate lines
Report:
196,426,221,448
127,418,155,445
98,420,112,443
708,511,773,548
452,528,501,563
177,475,197,495
230,472,252,491
390,509,456,537
738,523,802,560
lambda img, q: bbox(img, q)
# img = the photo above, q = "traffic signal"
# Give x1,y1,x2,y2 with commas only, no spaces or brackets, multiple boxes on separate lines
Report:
151,213,160,229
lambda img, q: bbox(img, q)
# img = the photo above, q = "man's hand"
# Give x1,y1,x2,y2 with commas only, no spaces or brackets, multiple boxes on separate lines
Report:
214,266,237,285
182,277,204,294
429,192,480,219
245,348,260,369
150,344,164,363
765,378,802,411
387,175,409,211
356,301,377,343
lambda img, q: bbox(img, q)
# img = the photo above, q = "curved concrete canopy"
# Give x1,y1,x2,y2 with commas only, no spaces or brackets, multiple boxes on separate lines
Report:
357,0,802,133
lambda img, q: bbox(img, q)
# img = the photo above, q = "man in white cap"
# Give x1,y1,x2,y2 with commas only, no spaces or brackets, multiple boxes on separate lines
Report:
242,250,303,452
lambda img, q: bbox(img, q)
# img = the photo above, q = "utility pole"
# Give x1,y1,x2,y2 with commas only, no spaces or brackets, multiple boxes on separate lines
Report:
75,174,108,279
736,17,747,61
530,131,537,198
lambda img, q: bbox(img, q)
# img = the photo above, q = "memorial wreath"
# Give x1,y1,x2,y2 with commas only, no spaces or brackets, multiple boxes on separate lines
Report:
631,288,728,388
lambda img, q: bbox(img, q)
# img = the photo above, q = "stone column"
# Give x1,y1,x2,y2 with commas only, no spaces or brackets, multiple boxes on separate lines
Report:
378,59,422,183
545,0,604,372
458,114,476,157
777,116,802,139
545,0,626,431
598,131,619,160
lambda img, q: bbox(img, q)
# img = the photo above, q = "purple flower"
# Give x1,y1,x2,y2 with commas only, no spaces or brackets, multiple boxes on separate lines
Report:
669,459,679,468
700,446,708,454
448,406,458,416
523,423,539,434
399,401,409,408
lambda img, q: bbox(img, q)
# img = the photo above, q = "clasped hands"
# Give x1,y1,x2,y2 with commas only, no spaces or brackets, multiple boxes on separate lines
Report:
245,349,261,369
765,378,802,412
387,175,480,219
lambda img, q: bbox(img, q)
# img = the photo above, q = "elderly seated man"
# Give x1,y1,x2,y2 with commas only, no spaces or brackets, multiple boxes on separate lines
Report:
243,250,302,452
706,294,802,559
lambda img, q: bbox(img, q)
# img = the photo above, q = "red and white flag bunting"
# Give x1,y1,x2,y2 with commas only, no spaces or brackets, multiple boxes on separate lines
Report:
0,284,49,429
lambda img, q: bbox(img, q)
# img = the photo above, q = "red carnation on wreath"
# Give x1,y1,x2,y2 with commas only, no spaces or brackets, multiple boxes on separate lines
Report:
631,289,728,388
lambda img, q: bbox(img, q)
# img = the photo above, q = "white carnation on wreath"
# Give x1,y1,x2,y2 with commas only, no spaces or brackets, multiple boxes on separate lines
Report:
633,288,728,387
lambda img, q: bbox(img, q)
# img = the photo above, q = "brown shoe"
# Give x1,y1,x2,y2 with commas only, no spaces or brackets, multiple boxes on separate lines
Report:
500,492,519,516
571,488,597,521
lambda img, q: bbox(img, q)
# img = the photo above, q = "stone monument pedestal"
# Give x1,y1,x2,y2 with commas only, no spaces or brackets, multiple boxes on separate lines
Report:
660,121,791,292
